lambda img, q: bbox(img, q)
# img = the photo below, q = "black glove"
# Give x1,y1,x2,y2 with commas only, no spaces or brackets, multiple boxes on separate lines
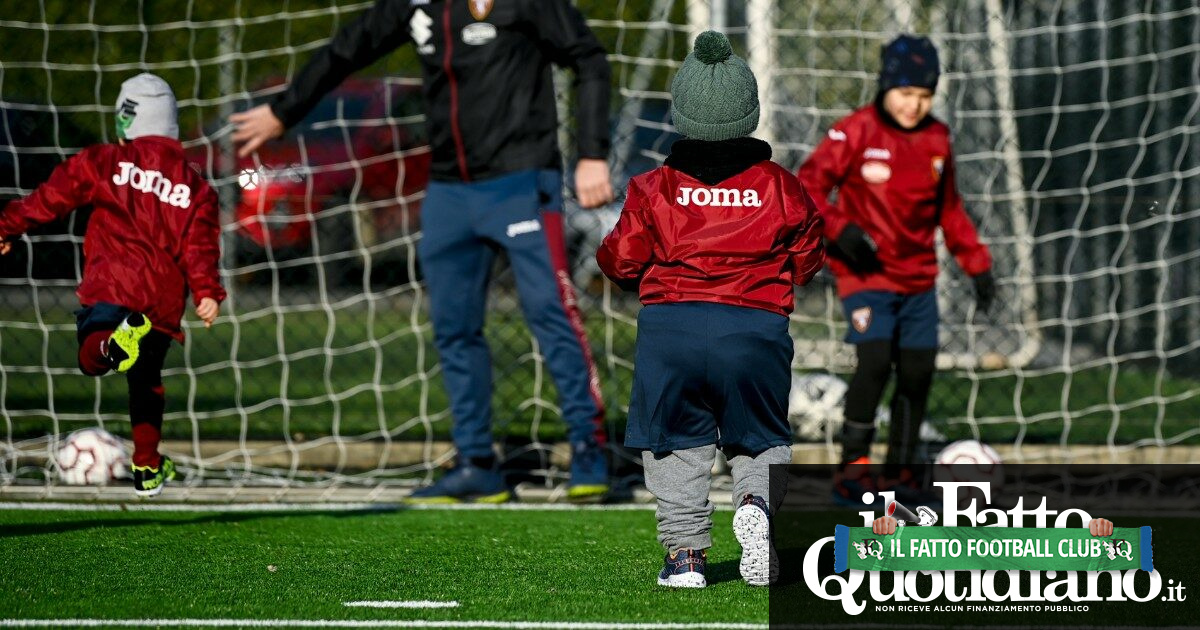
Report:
972,271,996,312
833,223,882,274
612,277,642,293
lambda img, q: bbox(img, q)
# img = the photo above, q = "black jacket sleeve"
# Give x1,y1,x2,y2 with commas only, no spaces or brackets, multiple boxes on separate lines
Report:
524,0,611,160
270,0,411,129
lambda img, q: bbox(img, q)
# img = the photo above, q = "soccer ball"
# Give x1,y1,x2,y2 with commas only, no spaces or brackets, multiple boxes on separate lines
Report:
55,428,129,485
933,439,1004,506
787,373,849,441
787,372,949,443
237,168,261,191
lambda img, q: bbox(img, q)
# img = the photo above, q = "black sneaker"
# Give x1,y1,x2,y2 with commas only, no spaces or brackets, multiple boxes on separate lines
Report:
879,467,943,512
566,439,609,502
132,455,175,497
403,462,512,504
832,456,883,508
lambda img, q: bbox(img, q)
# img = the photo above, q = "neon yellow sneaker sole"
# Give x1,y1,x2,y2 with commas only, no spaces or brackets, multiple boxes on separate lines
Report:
566,484,609,502
472,490,512,504
108,314,152,373
402,490,512,505
402,495,462,505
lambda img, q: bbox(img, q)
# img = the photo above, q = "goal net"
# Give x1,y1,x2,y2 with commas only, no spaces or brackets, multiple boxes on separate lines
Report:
1,0,1198,498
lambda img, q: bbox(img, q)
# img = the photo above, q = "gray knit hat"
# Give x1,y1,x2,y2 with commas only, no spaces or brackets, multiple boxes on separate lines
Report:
670,31,759,141
115,73,179,140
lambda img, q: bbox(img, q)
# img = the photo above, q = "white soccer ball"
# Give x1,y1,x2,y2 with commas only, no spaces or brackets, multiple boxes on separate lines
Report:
787,372,948,445
933,439,1004,505
237,168,261,191
787,373,850,441
55,428,129,485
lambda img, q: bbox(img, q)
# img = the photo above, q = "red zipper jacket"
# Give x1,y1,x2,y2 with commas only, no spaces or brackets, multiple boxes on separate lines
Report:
0,136,225,341
597,138,824,316
798,104,991,298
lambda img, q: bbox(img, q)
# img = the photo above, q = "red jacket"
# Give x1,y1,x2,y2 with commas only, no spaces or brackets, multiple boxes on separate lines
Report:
0,136,225,341
597,160,824,316
798,105,991,298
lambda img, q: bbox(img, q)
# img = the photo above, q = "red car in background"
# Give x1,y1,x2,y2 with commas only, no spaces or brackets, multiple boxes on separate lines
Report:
191,78,431,284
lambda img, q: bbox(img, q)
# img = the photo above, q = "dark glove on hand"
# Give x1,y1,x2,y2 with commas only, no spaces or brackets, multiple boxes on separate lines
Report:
613,277,641,293
834,223,882,274
973,271,996,312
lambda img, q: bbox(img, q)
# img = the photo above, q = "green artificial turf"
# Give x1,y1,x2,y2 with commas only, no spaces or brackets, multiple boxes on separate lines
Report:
0,507,767,626
2,506,1195,628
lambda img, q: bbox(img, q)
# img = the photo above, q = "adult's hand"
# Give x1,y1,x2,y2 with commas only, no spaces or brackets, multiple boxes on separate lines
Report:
230,105,285,158
575,158,614,209
0,240,11,256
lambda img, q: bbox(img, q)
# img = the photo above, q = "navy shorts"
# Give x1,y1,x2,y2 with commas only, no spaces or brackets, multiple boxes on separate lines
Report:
75,302,133,344
625,302,794,455
841,289,938,349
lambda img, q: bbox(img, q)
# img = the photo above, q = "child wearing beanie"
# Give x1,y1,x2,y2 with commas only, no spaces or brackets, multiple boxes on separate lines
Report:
0,73,224,497
797,35,993,506
597,31,825,588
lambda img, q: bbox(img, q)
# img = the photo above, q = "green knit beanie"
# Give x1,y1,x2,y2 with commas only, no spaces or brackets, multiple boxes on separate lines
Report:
670,31,760,141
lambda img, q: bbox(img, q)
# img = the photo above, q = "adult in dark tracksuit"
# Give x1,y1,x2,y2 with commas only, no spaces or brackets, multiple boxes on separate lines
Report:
231,0,614,502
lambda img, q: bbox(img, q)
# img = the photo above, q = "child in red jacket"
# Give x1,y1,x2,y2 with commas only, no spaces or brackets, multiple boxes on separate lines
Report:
598,32,824,588
797,35,994,505
0,73,225,497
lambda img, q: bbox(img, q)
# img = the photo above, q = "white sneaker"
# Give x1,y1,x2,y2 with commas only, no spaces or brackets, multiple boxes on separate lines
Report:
734,494,775,586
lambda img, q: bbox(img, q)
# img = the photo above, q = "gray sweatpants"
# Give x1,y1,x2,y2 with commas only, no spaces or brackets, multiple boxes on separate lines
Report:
642,444,792,553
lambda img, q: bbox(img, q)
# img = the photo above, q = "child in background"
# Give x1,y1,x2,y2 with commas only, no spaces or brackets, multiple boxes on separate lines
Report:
598,31,824,588
797,35,994,505
0,73,225,497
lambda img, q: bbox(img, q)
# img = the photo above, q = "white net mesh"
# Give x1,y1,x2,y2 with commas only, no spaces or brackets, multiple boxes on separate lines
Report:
1,0,1198,498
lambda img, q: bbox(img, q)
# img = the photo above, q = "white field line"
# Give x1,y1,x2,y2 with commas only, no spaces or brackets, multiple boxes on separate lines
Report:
0,621,765,629
0,501,675,512
1,622,1193,630
343,601,459,609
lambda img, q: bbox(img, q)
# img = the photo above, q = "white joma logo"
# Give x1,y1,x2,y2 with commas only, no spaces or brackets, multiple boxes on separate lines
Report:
411,9,434,55
112,161,192,208
675,186,762,207
506,219,541,238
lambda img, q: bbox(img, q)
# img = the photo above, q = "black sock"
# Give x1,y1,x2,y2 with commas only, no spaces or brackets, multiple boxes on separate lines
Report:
469,455,496,470
840,340,893,466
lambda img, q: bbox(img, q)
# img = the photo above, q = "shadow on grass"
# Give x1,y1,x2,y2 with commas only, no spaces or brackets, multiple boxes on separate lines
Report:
705,559,745,586
0,507,395,539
